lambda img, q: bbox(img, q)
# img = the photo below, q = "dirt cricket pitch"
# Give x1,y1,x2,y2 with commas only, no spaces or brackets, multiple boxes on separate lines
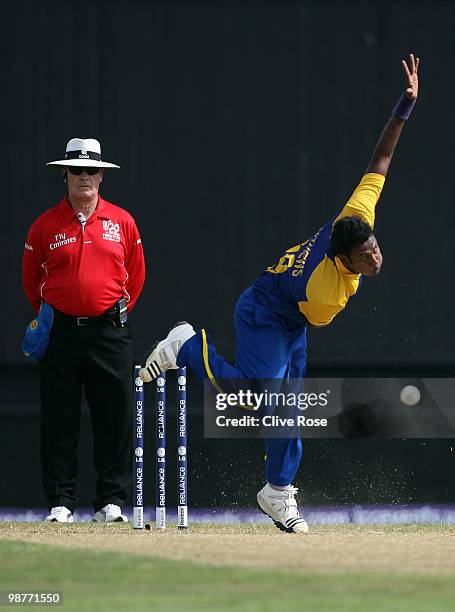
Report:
2,522,455,611
1,522,455,575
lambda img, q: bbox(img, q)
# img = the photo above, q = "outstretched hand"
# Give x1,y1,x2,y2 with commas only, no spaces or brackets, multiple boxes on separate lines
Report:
402,53,419,100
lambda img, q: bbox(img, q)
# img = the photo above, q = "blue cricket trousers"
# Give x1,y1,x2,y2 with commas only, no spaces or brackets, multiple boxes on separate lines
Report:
177,286,307,486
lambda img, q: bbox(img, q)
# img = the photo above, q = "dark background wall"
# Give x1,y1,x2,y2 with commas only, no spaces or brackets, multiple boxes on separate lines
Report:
1,1,455,509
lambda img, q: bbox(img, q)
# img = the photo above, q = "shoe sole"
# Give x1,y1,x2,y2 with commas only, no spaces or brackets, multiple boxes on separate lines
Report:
256,502,296,534
143,340,161,380
257,493,308,534
143,322,191,381
92,516,128,523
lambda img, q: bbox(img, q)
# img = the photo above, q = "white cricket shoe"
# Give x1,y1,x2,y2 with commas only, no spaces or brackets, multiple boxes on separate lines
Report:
257,483,309,534
93,504,128,523
140,322,195,382
45,506,74,523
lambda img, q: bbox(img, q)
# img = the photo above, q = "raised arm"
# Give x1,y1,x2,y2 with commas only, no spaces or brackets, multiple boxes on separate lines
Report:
366,53,420,177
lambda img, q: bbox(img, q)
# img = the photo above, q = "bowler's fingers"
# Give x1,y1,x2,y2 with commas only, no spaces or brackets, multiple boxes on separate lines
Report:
402,59,412,87
405,53,420,76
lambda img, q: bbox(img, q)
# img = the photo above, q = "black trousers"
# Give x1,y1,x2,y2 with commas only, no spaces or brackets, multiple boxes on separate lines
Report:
39,316,133,513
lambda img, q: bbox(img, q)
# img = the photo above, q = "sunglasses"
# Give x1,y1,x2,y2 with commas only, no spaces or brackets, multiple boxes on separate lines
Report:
67,167,101,176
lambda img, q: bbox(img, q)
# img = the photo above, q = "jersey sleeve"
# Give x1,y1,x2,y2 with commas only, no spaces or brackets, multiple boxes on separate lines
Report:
22,221,45,313
124,216,145,311
334,173,385,229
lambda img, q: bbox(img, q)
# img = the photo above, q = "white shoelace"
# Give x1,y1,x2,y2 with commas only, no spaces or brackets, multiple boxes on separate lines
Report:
158,348,174,370
282,486,300,519
269,486,301,520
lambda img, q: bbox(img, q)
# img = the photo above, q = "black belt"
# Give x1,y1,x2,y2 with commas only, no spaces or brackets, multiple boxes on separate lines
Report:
54,300,128,328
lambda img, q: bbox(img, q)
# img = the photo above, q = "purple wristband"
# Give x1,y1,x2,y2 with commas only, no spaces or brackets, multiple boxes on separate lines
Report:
392,93,416,120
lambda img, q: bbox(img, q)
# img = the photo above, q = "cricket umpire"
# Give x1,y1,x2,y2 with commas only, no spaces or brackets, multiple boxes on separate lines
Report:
22,138,145,523
140,54,420,533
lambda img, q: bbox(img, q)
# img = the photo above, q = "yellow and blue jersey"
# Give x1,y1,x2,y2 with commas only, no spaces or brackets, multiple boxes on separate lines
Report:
253,173,385,328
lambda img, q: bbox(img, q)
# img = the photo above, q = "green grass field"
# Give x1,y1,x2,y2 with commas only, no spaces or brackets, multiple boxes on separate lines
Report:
1,523,454,611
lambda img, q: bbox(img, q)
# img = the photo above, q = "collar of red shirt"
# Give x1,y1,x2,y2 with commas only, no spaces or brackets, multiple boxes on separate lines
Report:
59,195,111,222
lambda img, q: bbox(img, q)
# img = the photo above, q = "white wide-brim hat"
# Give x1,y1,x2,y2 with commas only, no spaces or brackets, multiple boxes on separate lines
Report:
46,138,120,168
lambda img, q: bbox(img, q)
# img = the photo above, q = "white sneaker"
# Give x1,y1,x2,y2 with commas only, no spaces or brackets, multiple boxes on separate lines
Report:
93,504,128,523
45,506,74,523
257,483,309,534
140,322,195,382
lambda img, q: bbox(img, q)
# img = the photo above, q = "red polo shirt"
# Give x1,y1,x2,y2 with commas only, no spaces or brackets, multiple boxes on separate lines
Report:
22,195,145,316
